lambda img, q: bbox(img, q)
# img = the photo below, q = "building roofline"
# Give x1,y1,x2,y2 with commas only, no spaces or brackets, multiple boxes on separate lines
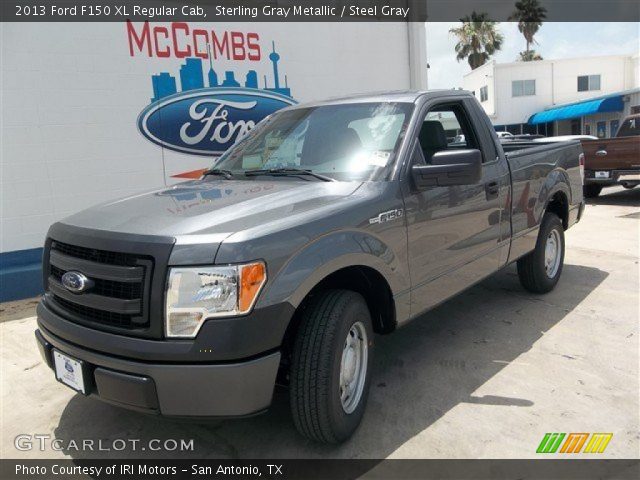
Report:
462,61,495,78
463,53,637,78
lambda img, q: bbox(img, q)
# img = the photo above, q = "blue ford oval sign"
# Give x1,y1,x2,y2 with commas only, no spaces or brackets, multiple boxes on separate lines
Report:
138,88,296,156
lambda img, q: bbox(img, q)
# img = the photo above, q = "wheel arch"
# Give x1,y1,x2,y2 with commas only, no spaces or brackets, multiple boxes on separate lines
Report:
544,186,570,229
264,230,407,367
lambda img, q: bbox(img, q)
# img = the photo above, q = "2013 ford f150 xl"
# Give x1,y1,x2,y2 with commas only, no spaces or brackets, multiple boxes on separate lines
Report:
36,90,585,443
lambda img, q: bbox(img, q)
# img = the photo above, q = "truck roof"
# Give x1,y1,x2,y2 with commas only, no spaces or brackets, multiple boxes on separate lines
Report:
288,89,473,109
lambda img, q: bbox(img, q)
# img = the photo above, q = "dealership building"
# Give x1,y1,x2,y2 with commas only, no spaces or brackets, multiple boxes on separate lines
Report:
0,22,427,301
464,54,640,137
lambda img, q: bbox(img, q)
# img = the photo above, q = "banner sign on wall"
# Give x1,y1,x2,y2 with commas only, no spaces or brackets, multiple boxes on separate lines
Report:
129,21,296,157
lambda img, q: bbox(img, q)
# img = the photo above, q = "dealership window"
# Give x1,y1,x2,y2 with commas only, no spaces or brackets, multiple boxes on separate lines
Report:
571,119,581,135
506,124,522,135
577,74,601,92
480,86,488,102
539,122,554,136
609,119,619,137
512,80,535,97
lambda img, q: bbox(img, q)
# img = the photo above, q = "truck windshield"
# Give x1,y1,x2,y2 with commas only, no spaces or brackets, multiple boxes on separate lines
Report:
616,117,640,137
211,102,414,181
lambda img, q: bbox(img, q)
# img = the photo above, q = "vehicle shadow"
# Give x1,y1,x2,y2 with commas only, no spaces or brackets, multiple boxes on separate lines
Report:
54,263,608,460
586,187,639,207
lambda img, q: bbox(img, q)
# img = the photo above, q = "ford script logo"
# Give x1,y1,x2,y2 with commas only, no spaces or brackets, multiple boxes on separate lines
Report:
137,89,296,156
61,271,92,293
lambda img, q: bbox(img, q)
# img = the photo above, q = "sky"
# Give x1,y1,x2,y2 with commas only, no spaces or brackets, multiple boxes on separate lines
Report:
425,22,640,89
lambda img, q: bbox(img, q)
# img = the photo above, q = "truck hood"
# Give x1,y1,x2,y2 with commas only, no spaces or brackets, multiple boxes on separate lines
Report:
60,179,363,239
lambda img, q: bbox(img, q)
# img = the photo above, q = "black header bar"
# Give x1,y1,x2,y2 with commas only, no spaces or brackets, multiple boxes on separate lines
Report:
2,0,639,22
2,459,639,480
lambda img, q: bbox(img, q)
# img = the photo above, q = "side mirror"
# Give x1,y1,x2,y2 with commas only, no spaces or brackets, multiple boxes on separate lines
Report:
412,149,482,189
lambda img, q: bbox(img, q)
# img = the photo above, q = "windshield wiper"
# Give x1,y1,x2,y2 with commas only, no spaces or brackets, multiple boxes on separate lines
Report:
244,168,335,182
202,168,234,179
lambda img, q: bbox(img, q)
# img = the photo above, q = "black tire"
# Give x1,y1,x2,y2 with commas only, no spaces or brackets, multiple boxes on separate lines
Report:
289,290,373,443
517,213,565,294
583,184,602,198
622,184,636,190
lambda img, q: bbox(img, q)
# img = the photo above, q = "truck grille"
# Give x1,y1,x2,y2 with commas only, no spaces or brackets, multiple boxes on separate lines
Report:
46,240,153,334
50,265,142,300
52,295,134,328
51,241,140,266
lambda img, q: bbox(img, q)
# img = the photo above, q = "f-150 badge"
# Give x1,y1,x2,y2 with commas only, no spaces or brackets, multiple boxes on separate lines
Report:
369,209,404,225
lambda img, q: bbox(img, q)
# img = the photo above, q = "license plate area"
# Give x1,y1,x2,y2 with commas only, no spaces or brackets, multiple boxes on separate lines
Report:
595,171,610,179
53,349,87,394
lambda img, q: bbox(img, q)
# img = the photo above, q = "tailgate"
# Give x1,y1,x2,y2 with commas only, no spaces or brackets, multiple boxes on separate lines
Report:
581,137,640,171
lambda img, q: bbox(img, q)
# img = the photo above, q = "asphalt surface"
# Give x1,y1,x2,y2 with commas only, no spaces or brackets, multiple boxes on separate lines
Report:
1,186,638,460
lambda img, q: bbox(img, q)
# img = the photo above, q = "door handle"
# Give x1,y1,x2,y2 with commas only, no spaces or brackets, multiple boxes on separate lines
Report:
596,150,607,156
485,181,499,199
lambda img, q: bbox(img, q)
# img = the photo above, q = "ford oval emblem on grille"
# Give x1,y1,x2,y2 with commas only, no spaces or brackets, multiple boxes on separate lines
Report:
61,271,91,293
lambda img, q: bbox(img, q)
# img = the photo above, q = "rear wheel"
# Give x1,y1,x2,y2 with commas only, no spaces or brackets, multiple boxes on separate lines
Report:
583,184,602,198
517,213,565,294
289,290,373,443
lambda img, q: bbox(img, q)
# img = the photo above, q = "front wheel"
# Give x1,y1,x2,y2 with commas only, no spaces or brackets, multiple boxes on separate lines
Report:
289,290,373,443
517,213,565,294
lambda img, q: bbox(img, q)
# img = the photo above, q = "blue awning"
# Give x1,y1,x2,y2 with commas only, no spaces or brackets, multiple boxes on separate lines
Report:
528,95,624,125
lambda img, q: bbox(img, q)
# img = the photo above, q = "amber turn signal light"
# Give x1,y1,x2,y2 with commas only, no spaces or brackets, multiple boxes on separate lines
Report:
239,262,267,313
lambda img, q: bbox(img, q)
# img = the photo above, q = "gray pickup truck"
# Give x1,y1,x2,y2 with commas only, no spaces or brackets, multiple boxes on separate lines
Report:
35,90,584,443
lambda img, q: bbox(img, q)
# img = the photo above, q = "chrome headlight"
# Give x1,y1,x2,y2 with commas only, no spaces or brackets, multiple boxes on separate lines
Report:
165,262,266,338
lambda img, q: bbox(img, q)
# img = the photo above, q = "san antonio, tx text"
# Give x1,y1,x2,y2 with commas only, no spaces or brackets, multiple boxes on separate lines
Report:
16,463,283,477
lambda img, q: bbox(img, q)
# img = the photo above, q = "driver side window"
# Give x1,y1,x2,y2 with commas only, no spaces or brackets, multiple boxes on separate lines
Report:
417,103,478,164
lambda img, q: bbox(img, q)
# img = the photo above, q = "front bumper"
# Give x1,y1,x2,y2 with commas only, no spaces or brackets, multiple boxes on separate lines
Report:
37,326,280,417
36,300,285,417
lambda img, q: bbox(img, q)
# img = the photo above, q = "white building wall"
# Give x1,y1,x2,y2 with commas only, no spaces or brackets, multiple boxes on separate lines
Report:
464,54,640,127
462,62,496,117
1,22,419,254
493,61,553,125
628,56,640,93
551,55,631,105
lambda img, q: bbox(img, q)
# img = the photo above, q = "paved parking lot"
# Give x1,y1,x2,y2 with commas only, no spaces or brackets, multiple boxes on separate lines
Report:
1,186,638,460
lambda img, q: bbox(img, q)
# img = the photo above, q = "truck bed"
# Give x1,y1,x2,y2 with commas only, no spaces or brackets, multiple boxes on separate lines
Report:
499,139,584,262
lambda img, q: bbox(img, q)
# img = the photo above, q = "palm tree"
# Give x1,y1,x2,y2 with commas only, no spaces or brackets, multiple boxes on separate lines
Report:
449,12,504,70
519,50,543,61
510,0,547,60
